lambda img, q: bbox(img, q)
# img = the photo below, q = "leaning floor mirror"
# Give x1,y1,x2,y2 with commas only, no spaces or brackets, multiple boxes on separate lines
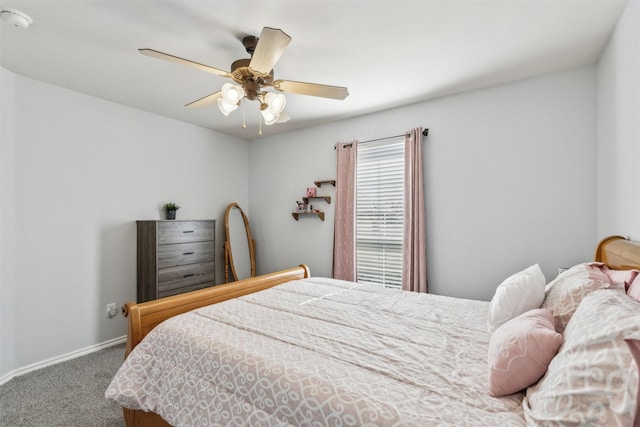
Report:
224,203,256,283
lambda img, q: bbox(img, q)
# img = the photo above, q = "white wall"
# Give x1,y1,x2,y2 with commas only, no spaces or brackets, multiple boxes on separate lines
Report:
0,68,249,379
251,66,598,301
1,47,613,379
1,67,18,380
597,1,640,241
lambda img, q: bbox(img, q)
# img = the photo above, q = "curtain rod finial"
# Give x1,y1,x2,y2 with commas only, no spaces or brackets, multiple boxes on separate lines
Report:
422,129,429,137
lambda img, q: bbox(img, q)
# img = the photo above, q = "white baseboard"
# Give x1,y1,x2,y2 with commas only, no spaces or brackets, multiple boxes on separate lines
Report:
0,335,126,386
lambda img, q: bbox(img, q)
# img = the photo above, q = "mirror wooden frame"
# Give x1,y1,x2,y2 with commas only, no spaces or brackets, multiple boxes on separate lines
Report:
223,203,256,283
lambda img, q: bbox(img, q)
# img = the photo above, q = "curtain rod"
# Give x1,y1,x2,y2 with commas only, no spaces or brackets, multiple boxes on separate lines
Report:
336,128,428,149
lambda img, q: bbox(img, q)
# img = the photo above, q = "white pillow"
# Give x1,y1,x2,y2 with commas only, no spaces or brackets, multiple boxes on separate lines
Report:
487,264,546,332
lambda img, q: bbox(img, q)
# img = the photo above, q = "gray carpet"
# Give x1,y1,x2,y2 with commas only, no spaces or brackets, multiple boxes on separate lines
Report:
0,343,126,426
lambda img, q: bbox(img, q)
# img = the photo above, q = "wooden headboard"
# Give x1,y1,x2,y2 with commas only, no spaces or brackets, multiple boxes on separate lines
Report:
595,235,640,270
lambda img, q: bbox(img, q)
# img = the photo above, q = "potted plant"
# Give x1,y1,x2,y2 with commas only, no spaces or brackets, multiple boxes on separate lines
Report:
163,202,180,220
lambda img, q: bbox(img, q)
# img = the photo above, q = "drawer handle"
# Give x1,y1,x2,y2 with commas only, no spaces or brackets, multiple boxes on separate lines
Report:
183,273,195,278
182,230,194,233
183,251,194,255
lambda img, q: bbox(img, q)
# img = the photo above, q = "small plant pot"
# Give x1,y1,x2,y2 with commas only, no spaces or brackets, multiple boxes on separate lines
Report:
166,210,177,220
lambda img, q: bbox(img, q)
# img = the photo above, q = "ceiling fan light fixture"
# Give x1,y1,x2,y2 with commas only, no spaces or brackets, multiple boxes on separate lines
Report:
276,111,291,124
221,83,245,104
218,83,245,116
217,98,239,116
261,108,280,126
264,92,286,114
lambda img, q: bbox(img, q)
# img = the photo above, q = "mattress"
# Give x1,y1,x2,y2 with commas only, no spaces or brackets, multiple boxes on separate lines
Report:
106,277,526,426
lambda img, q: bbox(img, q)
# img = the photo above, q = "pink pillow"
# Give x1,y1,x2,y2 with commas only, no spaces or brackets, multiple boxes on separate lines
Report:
605,267,639,290
629,275,640,302
626,339,640,427
487,308,562,397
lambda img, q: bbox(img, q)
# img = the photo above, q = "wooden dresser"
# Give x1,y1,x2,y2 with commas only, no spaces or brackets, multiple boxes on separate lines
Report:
136,220,216,302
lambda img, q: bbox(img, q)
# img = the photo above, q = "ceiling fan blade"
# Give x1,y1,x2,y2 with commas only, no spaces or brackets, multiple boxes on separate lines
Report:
139,48,231,78
249,27,291,76
273,80,349,100
185,91,222,109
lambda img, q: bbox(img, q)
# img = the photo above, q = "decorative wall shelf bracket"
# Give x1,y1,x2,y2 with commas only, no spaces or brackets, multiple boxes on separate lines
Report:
314,180,335,187
292,212,325,221
302,196,331,204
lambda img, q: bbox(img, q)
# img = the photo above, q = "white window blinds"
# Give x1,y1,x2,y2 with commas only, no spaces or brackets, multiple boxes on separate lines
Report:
356,137,404,288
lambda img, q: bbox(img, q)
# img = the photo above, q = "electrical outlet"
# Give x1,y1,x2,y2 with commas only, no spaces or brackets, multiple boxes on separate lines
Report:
106,303,117,318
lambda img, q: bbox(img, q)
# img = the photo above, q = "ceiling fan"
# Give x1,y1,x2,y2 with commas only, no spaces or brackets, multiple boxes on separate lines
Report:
139,27,349,129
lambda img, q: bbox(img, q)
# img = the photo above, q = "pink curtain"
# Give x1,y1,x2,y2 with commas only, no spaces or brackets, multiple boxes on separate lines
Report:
402,128,428,292
332,141,357,281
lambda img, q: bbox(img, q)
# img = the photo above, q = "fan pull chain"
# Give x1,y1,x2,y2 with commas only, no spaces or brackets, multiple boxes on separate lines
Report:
242,100,247,129
258,108,263,136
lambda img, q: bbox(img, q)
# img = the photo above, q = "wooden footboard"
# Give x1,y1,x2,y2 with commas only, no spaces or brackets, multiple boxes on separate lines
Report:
123,264,310,357
121,264,310,427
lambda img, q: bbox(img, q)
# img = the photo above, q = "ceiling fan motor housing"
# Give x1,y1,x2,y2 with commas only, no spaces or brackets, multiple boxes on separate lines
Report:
242,35,259,54
230,58,274,100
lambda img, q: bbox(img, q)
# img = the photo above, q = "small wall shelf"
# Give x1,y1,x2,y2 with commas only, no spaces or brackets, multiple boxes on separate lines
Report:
314,180,336,187
302,196,331,204
292,179,334,222
292,212,325,221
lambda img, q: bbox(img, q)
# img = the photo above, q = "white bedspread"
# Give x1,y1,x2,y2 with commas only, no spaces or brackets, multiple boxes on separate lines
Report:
106,277,526,426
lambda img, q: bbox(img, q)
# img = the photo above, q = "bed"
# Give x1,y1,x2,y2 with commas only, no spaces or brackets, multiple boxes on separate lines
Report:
106,235,640,426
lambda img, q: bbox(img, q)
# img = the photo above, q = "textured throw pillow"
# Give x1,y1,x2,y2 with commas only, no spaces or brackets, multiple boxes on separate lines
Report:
487,264,546,333
524,290,640,426
487,308,562,397
625,339,640,427
541,263,621,333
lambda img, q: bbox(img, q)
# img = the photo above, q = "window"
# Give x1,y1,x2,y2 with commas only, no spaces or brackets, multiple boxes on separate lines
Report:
355,137,404,288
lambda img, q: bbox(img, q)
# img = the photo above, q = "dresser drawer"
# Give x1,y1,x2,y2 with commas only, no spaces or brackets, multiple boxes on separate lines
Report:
158,281,214,299
157,241,214,268
158,262,216,297
158,221,215,244
158,262,216,293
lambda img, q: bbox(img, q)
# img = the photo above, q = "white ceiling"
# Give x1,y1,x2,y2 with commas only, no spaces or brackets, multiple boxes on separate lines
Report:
0,0,628,140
